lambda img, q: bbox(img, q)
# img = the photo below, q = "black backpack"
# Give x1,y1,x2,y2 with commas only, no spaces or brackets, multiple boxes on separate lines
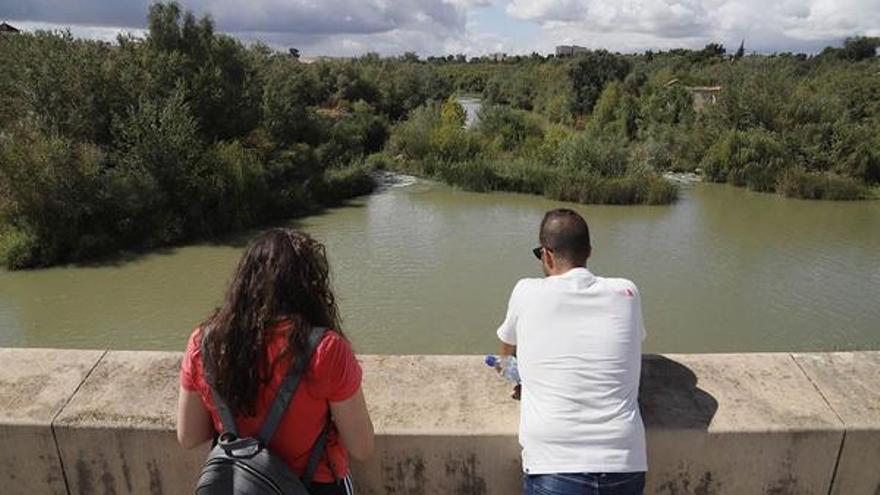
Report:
196,326,329,495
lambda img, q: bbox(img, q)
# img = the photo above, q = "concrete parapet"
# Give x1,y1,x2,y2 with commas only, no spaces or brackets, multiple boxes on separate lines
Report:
0,349,877,494
641,354,842,494
0,348,105,494
53,351,208,495
792,351,880,495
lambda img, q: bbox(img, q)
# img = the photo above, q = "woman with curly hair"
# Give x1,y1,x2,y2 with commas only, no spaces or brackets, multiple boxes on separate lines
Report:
177,228,373,495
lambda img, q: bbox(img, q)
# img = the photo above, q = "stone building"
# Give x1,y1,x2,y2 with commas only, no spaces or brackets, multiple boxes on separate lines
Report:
665,79,722,112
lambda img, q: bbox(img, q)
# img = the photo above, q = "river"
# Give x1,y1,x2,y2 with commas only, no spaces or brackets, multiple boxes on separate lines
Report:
1,177,878,354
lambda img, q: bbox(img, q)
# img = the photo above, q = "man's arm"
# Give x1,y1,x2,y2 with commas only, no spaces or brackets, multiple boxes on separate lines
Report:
496,280,523,350
499,342,516,357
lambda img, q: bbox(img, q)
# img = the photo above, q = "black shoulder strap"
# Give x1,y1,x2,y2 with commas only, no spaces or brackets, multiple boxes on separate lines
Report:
202,326,329,486
302,422,332,486
257,326,327,444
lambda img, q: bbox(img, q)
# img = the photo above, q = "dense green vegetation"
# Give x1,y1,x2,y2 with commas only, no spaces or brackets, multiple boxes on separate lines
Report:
380,98,677,205
0,3,448,269
2,1,878,269
415,42,880,202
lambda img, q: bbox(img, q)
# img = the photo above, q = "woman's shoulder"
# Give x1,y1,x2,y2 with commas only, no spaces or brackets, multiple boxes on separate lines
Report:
309,329,362,401
314,329,355,357
180,326,207,392
184,326,206,356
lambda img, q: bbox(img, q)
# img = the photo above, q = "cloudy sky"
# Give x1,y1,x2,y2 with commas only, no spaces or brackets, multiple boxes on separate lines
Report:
3,0,879,57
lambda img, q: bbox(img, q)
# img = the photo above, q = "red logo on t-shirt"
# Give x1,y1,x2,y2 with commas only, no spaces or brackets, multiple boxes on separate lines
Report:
619,288,634,298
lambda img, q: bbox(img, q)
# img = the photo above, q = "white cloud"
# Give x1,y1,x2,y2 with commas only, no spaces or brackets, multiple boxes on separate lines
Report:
1,0,495,56
506,0,880,53
3,0,878,56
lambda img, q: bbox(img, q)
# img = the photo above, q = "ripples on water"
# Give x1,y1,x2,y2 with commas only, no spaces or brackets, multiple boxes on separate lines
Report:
0,177,878,354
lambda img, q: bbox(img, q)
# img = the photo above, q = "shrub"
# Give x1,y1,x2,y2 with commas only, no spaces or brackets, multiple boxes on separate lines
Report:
628,137,673,173
777,169,867,200
477,105,543,151
556,133,630,177
111,87,206,237
264,143,322,214
430,125,484,162
568,50,632,114
545,172,677,205
195,141,267,231
261,58,322,145
439,97,467,128
317,164,377,204
0,225,40,270
831,124,880,185
702,128,790,191
0,122,124,267
316,103,390,167
526,124,575,167
387,104,440,160
436,159,500,192
364,151,398,171
589,81,640,140
492,158,553,195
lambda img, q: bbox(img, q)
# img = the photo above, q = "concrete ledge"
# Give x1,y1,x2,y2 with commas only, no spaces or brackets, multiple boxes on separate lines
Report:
0,348,105,495
793,352,880,495
1,349,878,495
640,353,844,494
53,351,208,495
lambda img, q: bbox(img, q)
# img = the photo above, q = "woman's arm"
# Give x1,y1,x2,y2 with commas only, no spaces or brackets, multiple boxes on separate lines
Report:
329,386,374,461
176,386,215,449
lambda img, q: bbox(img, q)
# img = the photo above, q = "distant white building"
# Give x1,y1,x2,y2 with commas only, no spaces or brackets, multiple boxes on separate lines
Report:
555,45,588,56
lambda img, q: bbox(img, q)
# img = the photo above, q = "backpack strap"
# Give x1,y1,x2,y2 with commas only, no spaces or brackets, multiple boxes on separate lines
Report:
257,326,327,444
201,325,330,485
302,421,332,486
259,326,329,488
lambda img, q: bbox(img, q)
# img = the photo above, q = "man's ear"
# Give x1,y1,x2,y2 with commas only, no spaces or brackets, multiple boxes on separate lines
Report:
586,246,593,261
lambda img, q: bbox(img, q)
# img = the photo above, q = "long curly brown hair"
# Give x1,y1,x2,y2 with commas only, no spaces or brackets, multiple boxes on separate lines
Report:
201,228,343,416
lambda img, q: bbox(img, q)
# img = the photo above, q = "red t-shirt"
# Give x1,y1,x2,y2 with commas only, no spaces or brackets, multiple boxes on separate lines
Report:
180,321,362,483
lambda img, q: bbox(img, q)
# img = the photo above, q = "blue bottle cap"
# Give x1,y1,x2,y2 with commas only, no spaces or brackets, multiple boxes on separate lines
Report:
485,355,497,367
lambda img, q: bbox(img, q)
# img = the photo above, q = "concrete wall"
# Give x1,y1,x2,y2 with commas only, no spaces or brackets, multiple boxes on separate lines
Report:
0,349,878,495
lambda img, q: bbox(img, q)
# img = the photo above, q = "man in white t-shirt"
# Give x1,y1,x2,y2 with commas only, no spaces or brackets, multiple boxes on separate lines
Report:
496,208,647,495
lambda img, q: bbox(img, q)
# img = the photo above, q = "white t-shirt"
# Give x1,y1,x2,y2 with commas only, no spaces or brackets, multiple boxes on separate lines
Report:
496,267,647,474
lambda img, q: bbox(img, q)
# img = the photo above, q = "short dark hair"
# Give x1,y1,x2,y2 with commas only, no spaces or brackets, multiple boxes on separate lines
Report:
539,209,591,266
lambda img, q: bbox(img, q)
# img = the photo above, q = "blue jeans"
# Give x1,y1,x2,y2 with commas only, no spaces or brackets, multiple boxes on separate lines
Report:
523,472,646,495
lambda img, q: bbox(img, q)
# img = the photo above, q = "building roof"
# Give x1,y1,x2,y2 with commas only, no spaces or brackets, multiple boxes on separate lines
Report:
665,79,722,92
0,22,20,33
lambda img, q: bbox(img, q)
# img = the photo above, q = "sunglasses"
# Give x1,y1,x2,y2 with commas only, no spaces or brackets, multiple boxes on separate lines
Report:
532,246,545,260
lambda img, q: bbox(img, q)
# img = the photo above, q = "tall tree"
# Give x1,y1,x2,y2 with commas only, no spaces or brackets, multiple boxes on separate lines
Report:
734,40,745,60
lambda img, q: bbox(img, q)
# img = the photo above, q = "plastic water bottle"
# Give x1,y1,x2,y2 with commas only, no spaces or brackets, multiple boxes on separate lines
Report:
485,354,520,383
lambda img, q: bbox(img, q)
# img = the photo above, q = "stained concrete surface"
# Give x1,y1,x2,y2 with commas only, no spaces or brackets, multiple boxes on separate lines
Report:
793,351,880,495
53,351,207,495
1,349,878,494
0,348,104,494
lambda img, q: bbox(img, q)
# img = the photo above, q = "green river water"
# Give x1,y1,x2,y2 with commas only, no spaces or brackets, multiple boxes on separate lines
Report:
1,176,878,354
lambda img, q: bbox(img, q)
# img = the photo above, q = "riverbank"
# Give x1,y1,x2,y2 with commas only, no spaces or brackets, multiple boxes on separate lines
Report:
2,348,877,494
